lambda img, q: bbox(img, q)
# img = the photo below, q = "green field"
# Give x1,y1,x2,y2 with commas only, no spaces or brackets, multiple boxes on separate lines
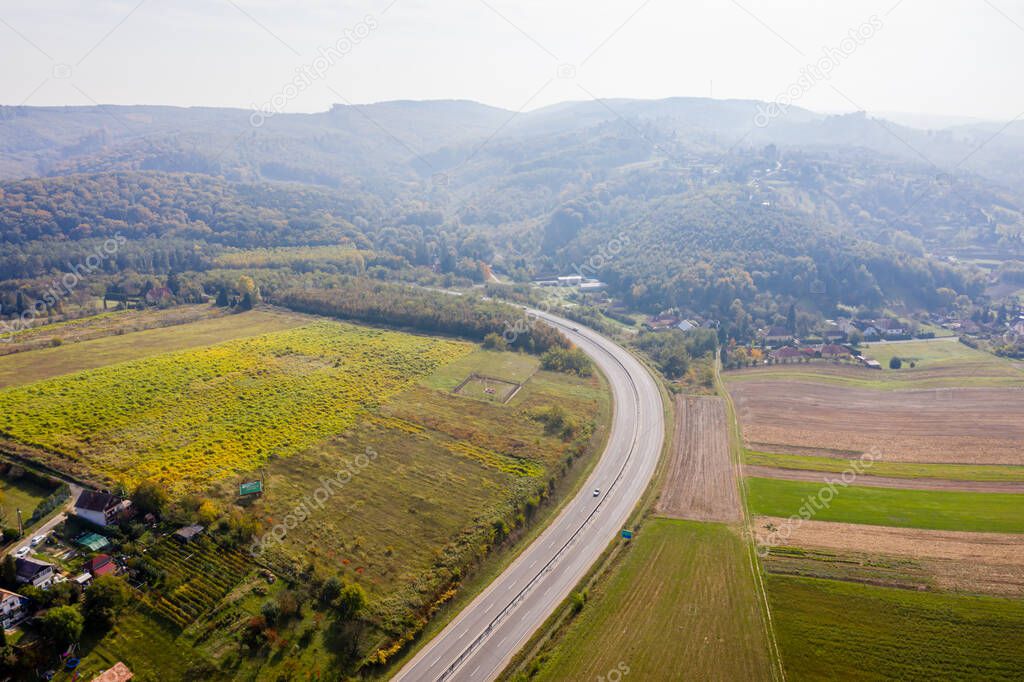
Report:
421,349,539,391
0,473,59,524
725,339,1024,390
0,319,471,491
769,574,1024,680
531,519,772,681
0,308,306,388
747,477,1024,533
745,449,1024,482
860,339,998,369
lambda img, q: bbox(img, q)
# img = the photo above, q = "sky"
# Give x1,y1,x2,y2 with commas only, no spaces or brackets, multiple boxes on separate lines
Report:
1,0,1022,124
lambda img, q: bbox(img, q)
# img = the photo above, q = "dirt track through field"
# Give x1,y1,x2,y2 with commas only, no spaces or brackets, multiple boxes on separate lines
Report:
745,465,1024,493
756,516,1024,596
657,395,741,522
731,382,1024,464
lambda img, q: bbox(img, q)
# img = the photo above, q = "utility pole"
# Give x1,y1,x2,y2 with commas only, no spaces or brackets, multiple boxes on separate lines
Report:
16,508,23,537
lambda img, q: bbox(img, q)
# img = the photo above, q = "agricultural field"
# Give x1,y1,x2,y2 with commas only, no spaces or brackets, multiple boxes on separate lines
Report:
213,245,368,271
0,308,306,388
730,382,1024,464
747,477,1024,533
726,338,1024,390
1,307,612,679
420,348,539,392
757,518,1024,597
0,319,471,490
656,395,741,522
527,519,772,681
0,304,230,356
768,574,1024,680
744,449,1024,482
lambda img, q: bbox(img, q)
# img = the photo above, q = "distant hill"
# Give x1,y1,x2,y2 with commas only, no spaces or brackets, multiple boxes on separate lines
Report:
1,96,1021,336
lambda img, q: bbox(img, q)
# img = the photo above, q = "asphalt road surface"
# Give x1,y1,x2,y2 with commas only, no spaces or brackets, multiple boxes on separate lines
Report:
394,309,664,682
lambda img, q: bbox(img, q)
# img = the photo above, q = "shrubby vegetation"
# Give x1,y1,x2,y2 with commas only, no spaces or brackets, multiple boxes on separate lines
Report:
277,278,570,354
636,328,718,379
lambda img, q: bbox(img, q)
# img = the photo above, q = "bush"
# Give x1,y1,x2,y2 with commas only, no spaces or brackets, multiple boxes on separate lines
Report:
540,347,593,376
889,356,902,369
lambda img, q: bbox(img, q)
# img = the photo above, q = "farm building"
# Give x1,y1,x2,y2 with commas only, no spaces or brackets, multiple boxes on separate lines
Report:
15,557,55,588
74,490,131,527
84,554,116,578
557,275,583,286
0,588,27,629
173,524,205,543
820,344,851,359
770,346,805,362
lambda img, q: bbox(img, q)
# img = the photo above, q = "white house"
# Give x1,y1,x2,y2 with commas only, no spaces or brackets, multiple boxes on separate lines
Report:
0,588,27,628
74,490,130,527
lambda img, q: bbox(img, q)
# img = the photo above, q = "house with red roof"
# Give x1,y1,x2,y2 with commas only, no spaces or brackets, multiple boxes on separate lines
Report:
84,554,116,578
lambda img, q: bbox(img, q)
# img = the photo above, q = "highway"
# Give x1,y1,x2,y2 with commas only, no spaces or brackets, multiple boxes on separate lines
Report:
394,309,664,682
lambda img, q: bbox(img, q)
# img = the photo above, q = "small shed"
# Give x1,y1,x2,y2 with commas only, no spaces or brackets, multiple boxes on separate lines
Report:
173,524,205,544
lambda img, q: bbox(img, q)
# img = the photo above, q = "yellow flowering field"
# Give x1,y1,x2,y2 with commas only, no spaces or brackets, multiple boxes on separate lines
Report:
0,321,471,492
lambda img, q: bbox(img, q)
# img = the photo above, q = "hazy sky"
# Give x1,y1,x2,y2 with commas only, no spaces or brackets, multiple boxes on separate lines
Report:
1,0,1022,122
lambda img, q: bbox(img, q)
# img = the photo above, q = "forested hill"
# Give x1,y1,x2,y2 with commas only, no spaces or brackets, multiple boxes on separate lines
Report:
0,97,1021,330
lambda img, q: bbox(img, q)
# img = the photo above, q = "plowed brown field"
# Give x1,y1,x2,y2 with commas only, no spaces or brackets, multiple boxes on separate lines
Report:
756,516,1024,596
731,382,1024,464
657,395,741,522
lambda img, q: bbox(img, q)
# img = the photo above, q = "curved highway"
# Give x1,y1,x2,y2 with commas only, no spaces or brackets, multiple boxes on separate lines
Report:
394,310,664,682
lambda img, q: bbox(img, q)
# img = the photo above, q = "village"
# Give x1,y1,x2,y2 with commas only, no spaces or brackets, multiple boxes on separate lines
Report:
0,479,217,681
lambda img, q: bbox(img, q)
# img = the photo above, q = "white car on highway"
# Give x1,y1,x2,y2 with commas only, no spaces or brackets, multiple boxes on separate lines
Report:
593,488,601,497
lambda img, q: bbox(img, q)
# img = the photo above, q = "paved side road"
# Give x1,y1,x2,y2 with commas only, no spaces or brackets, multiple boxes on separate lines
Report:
3,483,83,559
394,310,664,682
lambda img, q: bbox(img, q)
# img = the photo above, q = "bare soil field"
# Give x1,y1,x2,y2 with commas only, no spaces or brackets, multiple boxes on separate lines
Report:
745,465,1024,493
731,381,1024,464
656,395,741,522
757,516,1024,596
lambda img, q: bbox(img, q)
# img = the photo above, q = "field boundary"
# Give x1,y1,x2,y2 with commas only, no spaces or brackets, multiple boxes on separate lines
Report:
451,372,524,404
716,357,787,682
